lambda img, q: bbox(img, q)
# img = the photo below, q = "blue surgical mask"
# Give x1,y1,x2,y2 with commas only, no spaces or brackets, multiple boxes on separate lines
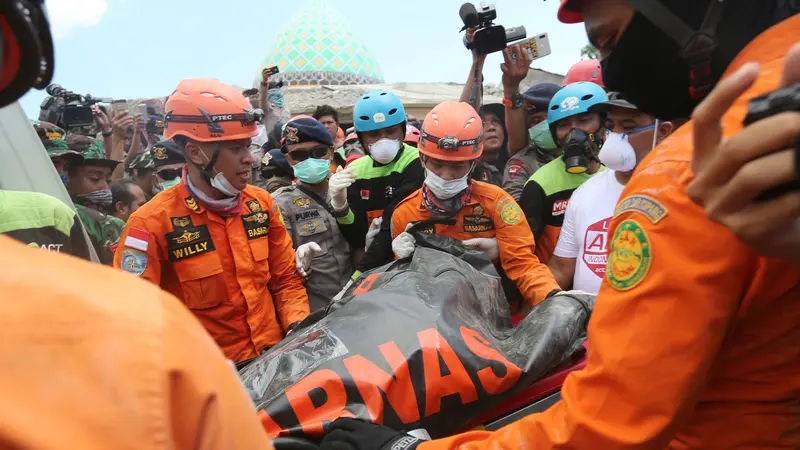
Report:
293,158,330,184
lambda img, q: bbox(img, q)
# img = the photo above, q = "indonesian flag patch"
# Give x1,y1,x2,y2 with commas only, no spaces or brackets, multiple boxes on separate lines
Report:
124,228,149,252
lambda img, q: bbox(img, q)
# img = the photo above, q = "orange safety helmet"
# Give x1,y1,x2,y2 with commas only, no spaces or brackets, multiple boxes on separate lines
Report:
563,60,605,88
164,78,261,142
418,102,483,162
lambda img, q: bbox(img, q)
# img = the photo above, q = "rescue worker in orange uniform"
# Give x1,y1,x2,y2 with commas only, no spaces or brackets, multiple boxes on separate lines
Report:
319,1,800,449
0,6,273,448
114,78,309,364
389,101,559,308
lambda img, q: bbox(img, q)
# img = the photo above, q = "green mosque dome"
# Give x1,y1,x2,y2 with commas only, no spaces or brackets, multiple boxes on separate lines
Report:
259,0,384,86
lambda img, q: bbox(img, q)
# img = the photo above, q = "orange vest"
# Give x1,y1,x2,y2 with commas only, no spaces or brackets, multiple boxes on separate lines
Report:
421,14,800,450
391,181,559,307
0,236,272,449
114,179,309,362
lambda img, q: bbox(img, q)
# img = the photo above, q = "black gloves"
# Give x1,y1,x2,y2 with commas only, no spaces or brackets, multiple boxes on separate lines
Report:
321,418,421,450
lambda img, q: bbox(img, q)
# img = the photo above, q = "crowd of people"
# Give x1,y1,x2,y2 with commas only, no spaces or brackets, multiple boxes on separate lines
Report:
0,0,798,448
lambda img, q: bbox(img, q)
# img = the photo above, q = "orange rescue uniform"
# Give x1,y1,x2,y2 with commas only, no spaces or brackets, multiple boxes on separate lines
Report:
391,181,559,307
420,15,800,450
114,179,309,363
0,235,272,449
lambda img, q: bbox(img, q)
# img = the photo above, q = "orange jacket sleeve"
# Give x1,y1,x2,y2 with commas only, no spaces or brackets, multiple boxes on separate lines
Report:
161,285,274,449
420,161,755,450
492,194,559,306
264,197,309,328
113,215,163,285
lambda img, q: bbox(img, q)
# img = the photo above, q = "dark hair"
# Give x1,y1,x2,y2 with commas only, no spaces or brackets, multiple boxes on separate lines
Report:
111,179,140,209
313,105,339,123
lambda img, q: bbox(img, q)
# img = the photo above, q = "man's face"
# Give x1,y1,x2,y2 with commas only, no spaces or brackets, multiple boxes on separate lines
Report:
50,156,71,175
606,106,656,160
423,156,473,181
67,164,112,196
360,124,404,148
131,168,157,195
482,113,505,153
583,0,635,60
554,112,604,142
115,183,147,222
317,115,339,139
189,138,254,190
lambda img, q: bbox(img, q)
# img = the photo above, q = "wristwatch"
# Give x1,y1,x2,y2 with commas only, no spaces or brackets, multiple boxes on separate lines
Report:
101,130,113,137
502,93,524,109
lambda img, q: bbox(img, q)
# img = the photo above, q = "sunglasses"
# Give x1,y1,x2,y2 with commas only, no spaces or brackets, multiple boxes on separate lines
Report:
261,167,287,179
286,145,330,162
156,168,182,180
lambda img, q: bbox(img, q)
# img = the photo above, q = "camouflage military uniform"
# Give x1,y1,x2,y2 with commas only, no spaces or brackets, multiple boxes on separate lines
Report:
68,135,125,265
128,150,155,201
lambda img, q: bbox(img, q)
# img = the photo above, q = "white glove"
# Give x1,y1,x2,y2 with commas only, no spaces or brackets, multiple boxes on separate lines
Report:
295,242,324,278
365,217,383,251
462,237,500,262
328,166,357,212
392,232,416,259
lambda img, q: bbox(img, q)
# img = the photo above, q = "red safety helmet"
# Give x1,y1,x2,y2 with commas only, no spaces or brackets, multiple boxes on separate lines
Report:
404,125,421,146
418,102,483,162
164,79,261,142
563,60,604,88
557,0,585,24
343,132,358,145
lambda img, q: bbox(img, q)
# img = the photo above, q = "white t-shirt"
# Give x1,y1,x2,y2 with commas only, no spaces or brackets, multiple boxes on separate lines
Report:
553,170,626,293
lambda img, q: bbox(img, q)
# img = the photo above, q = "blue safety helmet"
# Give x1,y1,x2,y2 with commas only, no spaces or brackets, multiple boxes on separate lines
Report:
547,82,609,126
353,90,406,132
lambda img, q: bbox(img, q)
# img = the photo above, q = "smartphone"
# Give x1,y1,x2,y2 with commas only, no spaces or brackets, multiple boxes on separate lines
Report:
111,99,127,115
264,65,280,76
137,103,148,120
513,33,552,62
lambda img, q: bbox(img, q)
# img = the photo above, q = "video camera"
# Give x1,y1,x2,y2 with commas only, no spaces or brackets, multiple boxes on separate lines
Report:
39,84,108,134
460,2,526,56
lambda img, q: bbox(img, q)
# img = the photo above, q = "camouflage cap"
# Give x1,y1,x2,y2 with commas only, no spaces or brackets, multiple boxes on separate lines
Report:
67,135,120,169
128,150,155,171
31,120,83,159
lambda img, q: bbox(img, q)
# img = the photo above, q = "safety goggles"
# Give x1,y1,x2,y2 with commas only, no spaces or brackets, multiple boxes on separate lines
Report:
286,145,330,162
156,168,181,180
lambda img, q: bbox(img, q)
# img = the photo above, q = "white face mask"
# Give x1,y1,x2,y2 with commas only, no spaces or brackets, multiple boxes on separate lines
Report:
599,131,637,172
424,169,469,200
368,138,401,164
210,172,241,197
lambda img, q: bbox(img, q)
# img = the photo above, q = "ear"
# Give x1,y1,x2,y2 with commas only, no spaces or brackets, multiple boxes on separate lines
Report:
114,201,126,214
184,141,207,166
657,121,674,143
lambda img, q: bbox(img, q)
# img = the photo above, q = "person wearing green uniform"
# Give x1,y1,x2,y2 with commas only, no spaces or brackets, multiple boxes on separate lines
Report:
126,150,157,202
327,90,424,274
64,135,125,264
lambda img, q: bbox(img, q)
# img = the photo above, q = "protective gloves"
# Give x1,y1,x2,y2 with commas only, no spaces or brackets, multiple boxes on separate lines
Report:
321,418,421,450
328,166,357,212
295,242,324,278
365,217,383,251
462,237,499,262
392,223,416,259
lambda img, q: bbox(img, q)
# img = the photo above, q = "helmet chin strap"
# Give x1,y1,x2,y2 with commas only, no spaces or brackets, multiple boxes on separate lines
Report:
194,142,222,184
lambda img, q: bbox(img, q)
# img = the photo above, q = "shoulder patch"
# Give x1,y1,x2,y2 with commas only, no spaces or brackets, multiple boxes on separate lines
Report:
607,219,651,291
246,199,262,212
185,196,200,212
171,215,192,229
124,227,149,251
614,195,668,224
500,202,522,225
293,196,312,208
121,249,147,276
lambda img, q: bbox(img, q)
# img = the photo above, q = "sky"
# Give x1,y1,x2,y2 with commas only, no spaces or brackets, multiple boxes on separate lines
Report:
19,0,590,118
